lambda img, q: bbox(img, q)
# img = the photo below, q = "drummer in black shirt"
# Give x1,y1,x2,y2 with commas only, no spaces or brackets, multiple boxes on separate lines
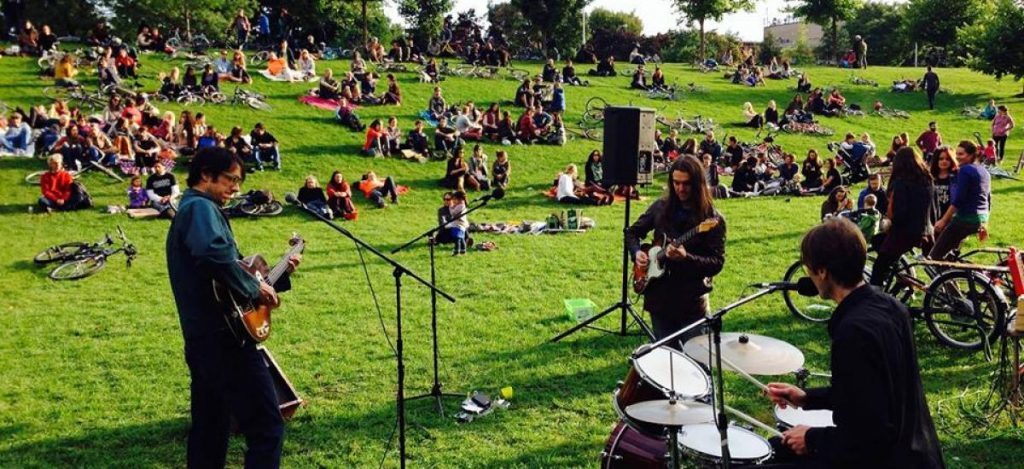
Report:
764,219,944,468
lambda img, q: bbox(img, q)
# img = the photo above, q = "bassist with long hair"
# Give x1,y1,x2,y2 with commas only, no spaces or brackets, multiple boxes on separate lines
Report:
626,155,726,348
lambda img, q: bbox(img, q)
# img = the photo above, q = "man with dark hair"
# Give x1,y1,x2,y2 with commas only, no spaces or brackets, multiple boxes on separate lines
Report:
765,218,944,468
922,66,940,110
699,131,723,164
930,140,991,261
167,147,300,468
626,155,727,346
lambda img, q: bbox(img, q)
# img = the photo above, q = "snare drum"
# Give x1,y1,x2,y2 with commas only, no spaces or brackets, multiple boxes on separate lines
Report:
601,420,669,469
678,423,773,466
614,346,711,435
774,405,835,430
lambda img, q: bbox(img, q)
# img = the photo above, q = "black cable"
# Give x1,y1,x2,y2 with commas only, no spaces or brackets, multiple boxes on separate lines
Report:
354,240,396,357
378,419,398,469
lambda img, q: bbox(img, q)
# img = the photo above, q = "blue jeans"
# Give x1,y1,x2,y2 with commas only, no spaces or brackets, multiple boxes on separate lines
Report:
450,227,466,254
3,127,30,152
254,147,280,169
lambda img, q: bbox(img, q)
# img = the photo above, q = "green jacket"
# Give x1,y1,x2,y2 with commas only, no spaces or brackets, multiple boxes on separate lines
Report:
167,188,260,340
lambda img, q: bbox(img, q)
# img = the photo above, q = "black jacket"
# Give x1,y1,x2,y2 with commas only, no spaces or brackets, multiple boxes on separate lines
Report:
625,199,726,318
888,179,934,238
804,285,945,468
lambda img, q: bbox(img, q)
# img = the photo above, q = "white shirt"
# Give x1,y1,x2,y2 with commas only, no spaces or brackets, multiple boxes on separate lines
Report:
556,173,576,200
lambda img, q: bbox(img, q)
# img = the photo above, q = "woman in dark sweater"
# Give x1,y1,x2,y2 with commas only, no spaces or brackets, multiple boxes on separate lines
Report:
298,175,332,218
871,147,934,286
927,147,958,228
821,158,842,194
801,149,823,191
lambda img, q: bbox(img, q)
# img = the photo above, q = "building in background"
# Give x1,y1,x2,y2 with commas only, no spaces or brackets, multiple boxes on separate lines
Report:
763,18,824,49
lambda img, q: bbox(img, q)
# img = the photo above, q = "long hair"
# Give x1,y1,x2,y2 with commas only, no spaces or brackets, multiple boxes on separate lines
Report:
928,147,959,178
891,146,933,187
659,155,715,228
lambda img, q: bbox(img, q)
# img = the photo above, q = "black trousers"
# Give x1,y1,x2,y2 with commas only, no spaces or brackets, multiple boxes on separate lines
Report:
926,89,937,109
993,135,1008,161
649,294,709,351
184,331,284,469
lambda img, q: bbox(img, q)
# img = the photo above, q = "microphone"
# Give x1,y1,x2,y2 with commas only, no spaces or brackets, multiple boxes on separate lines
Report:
284,192,305,208
751,277,818,297
471,186,505,203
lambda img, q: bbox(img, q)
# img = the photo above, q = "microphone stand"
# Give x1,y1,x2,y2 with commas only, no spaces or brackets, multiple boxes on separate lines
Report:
634,286,780,469
390,194,498,415
289,197,454,469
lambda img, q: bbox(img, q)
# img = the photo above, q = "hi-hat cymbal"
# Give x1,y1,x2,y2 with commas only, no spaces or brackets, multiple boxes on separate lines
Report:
683,333,805,375
624,400,715,427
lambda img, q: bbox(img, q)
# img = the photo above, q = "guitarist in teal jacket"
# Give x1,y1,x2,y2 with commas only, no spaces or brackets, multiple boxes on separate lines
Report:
626,155,726,349
167,147,299,468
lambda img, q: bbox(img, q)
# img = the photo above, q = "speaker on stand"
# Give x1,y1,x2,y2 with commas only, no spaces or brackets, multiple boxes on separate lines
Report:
552,106,657,342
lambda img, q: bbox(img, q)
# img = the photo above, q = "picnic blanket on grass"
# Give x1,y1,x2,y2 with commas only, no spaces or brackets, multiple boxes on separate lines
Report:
298,95,340,111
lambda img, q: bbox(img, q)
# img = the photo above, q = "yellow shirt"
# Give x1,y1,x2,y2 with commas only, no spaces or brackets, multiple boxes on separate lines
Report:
55,62,78,80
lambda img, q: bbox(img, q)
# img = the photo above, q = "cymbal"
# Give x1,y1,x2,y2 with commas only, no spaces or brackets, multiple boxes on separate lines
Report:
625,400,714,427
683,333,804,375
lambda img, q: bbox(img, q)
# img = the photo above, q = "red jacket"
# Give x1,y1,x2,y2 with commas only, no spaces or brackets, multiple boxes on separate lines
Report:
40,170,74,203
517,114,536,139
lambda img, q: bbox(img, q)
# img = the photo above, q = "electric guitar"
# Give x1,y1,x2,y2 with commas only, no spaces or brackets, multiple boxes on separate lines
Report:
633,218,720,294
213,234,305,345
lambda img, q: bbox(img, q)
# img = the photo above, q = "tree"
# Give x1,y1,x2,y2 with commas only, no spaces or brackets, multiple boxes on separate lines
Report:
783,24,816,65
512,0,593,58
110,0,256,41
260,0,396,47
963,0,1024,95
587,8,643,37
674,0,754,62
902,0,987,65
347,0,385,48
786,0,860,64
843,1,909,66
487,2,531,51
398,0,453,47
759,32,782,65
24,0,105,37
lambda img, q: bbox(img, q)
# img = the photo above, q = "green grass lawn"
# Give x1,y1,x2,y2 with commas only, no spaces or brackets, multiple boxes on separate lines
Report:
1,55,1023,467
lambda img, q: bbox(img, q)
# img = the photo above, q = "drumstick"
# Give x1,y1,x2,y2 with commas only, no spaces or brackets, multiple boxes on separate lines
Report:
696,344,797,407
724,404,784,438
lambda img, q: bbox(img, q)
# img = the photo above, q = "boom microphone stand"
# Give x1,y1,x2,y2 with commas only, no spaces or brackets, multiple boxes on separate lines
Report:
390,188,504,414
286,194,454,469
551,192,654,342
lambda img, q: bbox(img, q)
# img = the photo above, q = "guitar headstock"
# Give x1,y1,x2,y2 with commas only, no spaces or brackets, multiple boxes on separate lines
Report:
289,233,306,252
697,218,720,233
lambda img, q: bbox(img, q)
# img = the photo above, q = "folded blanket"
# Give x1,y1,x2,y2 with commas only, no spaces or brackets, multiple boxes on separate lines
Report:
298,95,340,111
541,187,640,202
259,69,320,83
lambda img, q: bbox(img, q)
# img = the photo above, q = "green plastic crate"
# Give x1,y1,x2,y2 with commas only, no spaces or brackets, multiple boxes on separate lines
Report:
564,298,597,322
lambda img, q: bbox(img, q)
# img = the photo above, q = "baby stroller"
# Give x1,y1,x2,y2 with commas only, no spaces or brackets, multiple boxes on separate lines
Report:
828,141,870,185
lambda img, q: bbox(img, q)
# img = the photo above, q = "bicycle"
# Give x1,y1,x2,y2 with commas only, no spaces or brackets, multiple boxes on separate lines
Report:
848,74,879,87
25,160,124,185
34,226,138,280
656,113,715,135
782,121,835,136
166,28,212,52
872,108,911,119
782,250,1010,351
644,85,678,101
222,190,284,217
158,88,206,106
229,86,271,111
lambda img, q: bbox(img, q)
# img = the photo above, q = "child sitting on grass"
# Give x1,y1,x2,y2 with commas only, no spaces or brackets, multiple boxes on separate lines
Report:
855,193,882,241
127,176,148,208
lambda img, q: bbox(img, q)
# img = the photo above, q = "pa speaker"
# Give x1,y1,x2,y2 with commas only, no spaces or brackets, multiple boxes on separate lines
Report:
602,106,656,186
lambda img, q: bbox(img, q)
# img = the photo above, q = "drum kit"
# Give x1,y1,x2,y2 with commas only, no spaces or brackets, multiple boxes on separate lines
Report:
603,327,834,468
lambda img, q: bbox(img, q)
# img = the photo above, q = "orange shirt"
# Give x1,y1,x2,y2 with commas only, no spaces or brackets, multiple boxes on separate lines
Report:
267,57,286,76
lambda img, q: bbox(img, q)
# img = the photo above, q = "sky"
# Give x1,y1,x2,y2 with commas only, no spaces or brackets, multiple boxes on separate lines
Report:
383,0,906,43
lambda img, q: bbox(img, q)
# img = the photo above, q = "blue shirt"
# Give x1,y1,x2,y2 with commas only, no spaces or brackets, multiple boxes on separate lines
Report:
550,88,565,112
951,163,991,222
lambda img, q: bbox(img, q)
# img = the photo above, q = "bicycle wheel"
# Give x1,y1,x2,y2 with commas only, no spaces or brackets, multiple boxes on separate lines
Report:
249,51,270,66
49,256,106,280
586,96,608,113
814,125,835,136
25,171,45,185
782,260,834,322
507,68,529,81
583,127,603,141
205,91,226,104
42,86,70,99
34,242,89,265
923,270,1006,350
166,37,183,50
451,64,476,77
246,98,272,111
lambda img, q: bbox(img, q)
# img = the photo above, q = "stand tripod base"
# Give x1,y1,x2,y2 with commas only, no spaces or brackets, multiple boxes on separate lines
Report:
405,383,465,416
550,301,654,342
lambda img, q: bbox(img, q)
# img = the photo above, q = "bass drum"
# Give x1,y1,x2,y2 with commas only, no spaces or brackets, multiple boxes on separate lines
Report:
600,420,668,469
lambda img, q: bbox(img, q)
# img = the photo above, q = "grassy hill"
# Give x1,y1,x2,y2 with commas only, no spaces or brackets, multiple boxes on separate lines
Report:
0,54,1022,467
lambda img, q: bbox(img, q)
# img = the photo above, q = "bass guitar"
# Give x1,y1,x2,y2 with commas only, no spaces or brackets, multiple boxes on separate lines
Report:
213,234,305,345
633,218,720,294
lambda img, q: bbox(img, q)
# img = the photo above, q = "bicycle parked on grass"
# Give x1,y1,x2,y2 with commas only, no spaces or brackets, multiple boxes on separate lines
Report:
25,160,124,185
222,190,284,217
848,74,879,87
229,86,271,111
34,226,138,280
781,121,835,136
782,247,1012,351
873,107,911,119
656,113,715,135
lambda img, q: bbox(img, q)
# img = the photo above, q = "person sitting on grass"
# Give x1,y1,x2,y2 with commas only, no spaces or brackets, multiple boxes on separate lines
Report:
127,175,149,209
826,88,847,113
383,73,402,105
743,102,764,128
335,97,365,131
797,72,811,93
38,154,91,212
481,103,500,141
441,148,473,191
856,193,883,241
778,153,799,182
630,65,648,90
514,79,533,108
297,174,332,218
764,100,779,129
358,171,400,208
265,52,296,82
497,110,519,145
54,54,80,87
492,150,510,189
427,86,447,121
434,116,461,155
225,126,255,171
159,67,184,100
200,64,219,93
363,119,387,157
822,158,842,194
384,116,402,156
295,49,316,81
407,119,431,158
806,88,830,116
543,113,567,146
541,58,558,83
556,163,611,205
584,149,614,198
651,66,666,90
250,123,280,170
319,69,341,99
423,57,441,83
224,51,252,84
146,161,180,218
517,107,540,144
588,55,616,77
820,185,854,220
467,144,491,191
980,99,997,120
801,149,824,192
731,157,759,196
562,59,586,86
453,106,483,141
2,113,32,156
327,170,357,220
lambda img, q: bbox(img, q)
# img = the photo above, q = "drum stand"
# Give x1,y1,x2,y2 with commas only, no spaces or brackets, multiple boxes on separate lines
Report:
551,195,654,342
638,286,781,469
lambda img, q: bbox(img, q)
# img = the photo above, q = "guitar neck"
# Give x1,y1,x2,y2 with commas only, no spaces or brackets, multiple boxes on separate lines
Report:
266,242,304,285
